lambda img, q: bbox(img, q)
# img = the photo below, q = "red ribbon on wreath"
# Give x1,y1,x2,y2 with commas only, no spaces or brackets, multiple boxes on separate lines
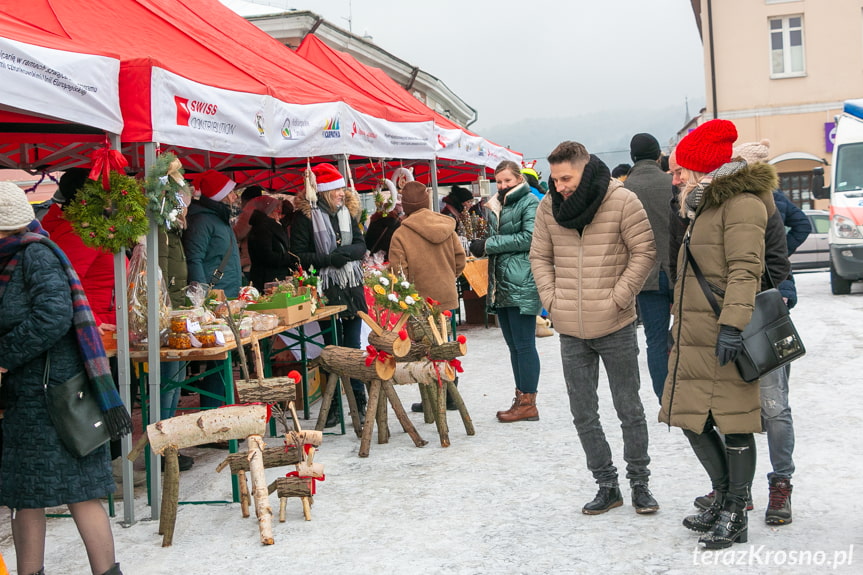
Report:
364,345,391,366
89,135,128,190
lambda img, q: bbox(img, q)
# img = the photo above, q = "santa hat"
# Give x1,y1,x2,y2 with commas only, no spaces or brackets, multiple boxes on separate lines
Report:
193,170,236,202
311,163,345,192
733,139,771,165
675,119,738,173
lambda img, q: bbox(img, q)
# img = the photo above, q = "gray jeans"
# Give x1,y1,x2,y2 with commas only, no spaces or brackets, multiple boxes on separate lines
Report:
760,364,795,480
560,322,651,486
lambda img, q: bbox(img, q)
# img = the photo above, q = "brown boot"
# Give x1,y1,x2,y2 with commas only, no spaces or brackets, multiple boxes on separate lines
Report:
497,392,539,422
496,389,523,419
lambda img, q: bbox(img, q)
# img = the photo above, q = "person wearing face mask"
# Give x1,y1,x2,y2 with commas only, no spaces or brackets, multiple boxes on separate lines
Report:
468,160,542,423
291,163,368,428
530,141,658,516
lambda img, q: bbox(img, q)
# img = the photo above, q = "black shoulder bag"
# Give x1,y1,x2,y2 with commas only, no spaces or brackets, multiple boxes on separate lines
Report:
684,238,805,382
44,355,111,457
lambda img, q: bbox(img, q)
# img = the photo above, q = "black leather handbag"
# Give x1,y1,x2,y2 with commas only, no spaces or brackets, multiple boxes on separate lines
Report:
43,356,111,457
685,241,805,382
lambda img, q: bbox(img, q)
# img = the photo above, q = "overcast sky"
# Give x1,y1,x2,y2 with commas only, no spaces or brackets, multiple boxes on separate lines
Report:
242,0,706,133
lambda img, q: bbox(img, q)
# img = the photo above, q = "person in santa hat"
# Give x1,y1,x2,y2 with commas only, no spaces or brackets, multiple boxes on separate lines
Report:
291,163,369,427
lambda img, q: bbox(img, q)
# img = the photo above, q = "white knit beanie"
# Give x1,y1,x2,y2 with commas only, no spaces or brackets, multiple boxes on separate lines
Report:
0,181,35,230
733,139,771,165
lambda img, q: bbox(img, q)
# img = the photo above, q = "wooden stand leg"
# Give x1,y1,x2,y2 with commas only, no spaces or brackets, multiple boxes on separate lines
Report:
358,379,382,458
419,383,435,424
238,470,251,518
434,383,451,448
279,497,287,523
447,379,475,436
159,447,179,547
343,377,361,437
376,381,389,444
301,497,312,521
315,372,339,431
247,435,274,545
382,380,427,447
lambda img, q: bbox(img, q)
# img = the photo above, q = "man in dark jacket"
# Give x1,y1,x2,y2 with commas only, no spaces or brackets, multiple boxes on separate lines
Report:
625,133,674,401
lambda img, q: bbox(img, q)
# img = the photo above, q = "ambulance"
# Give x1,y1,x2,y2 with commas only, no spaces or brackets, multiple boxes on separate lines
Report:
828,98,863,294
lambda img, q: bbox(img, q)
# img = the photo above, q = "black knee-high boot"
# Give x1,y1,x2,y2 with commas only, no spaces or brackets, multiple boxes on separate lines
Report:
682,423,729,532
701,433,755,549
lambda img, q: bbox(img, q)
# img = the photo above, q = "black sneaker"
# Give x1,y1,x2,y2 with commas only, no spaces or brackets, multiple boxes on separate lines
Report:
411,402,424,413
582,486,623,515
765,478,792,525
631,483,659,514
324,408,340,428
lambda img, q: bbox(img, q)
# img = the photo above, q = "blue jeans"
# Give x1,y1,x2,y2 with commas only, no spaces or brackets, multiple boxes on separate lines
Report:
159,361,187,420
760,364,795,480
560,322,650,485
636,271,672,401
496,307,540,394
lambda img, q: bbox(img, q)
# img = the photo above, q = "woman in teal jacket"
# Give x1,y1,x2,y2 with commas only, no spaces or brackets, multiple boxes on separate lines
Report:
469,160,542,422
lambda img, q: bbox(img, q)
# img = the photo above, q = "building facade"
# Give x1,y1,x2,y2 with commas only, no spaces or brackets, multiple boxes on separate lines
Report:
687,0,863,207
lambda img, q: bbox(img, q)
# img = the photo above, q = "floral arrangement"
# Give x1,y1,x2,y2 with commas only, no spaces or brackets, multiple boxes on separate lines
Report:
365,269,426,318
143,152,187,230
64,170,149,252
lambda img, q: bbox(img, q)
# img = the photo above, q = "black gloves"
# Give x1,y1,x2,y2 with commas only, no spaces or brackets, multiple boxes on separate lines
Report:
329,252,349,268
715,324,743,366
469,238,487,258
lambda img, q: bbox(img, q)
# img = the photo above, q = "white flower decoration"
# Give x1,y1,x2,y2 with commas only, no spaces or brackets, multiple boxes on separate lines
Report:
372,270,382,277
401,281,410,289
387,293,398,302
404,296,415,305
379,277,390,286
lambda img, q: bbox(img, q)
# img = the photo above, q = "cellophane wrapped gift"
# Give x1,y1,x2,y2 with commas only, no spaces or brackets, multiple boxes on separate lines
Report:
127,242,172,347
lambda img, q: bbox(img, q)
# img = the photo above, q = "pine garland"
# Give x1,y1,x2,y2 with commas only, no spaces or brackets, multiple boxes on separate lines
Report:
143,152,186,230
64,171,149,253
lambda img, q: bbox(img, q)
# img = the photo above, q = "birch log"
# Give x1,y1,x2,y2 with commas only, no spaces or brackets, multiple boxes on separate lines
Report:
247,435,274,545
147,405,268,454
390,361,456,385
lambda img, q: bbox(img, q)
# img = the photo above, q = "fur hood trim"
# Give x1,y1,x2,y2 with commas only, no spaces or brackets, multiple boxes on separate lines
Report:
701,162,778,215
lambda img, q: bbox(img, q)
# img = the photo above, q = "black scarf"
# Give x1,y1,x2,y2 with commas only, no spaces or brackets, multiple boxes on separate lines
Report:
550,155,610,233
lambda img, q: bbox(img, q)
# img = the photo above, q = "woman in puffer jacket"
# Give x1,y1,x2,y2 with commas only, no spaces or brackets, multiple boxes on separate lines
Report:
469,161,541,422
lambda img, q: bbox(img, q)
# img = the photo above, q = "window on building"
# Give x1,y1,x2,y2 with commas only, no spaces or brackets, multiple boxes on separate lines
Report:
779,172,813,209
770,16,805,77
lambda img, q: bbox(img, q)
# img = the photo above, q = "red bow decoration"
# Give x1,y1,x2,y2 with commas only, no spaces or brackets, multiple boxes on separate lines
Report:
426,296,440,307
364,345,391,366
442,310,452,318
449,359,464,373
89,136,128,190
285,471,326,495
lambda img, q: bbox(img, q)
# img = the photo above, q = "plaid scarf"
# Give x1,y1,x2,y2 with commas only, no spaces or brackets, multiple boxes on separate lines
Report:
0,221,132,440
311,202,363,291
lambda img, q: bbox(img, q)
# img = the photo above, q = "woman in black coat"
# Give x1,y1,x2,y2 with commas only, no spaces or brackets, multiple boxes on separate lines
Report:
0,182,123,575
247,196,299,291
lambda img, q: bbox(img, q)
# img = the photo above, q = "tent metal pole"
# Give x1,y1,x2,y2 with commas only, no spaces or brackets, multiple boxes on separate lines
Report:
144,142,163,520
430,158,439,211
111,133,136,527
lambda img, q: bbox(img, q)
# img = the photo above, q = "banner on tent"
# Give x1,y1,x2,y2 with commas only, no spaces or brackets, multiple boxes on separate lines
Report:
0,37,122,133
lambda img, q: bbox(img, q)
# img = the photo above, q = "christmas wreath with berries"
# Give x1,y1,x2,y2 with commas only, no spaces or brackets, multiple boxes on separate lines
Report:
143,152,187,230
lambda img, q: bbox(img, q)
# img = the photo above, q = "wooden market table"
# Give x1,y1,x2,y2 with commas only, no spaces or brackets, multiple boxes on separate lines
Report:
131,305,345,504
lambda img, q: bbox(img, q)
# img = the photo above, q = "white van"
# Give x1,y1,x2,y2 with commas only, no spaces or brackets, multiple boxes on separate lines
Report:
828,99,863,294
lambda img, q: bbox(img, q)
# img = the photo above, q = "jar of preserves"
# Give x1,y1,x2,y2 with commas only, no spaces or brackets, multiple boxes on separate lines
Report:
198,330,217,348
167,332,192,350
170,315,189,334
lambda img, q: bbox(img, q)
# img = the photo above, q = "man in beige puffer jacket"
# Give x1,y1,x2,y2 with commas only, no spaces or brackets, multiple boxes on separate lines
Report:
530,141,658,516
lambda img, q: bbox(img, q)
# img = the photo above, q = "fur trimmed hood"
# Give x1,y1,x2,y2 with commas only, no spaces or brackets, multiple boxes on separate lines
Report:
700,162,778,216
295,189,361,220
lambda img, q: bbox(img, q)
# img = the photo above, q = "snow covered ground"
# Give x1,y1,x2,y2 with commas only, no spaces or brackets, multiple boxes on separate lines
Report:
1,269,861,574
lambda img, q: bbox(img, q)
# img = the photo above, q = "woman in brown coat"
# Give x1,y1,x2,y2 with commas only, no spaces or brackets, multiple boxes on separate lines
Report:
659,120,777,550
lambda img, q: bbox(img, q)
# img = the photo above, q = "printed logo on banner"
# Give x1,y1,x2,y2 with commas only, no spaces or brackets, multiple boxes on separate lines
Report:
174,94,234,135
350,121,378,140
281,118,310,140
323,115,341,139
437,134,447,149
478,144,486,158
255,110,265,137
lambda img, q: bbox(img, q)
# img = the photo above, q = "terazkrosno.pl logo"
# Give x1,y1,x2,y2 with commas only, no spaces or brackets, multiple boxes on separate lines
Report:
323,116,341,138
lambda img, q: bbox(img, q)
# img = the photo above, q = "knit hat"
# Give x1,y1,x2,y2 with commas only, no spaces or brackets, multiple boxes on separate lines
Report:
248,195,281,216
194,170,236,202
0,181,36,230
733,139,771,165
630,133,661,162
675,119,738,173
448,185,473,204
311,163,345,192
401,181,430,216
54,167,90,204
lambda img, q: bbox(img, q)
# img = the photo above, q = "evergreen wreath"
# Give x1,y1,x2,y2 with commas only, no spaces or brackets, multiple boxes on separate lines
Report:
143,152,186,230
64,170,149,253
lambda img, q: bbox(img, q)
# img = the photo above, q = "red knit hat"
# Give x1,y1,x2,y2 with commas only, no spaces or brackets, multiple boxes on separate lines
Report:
675,119,738,173
311,163,345,192
193,170,236,202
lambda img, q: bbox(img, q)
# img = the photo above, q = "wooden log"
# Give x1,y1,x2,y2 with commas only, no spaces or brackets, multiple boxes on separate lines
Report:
302,497,312,521
238,470,250,518
419,383,435,424
127,433,150,462
368,330,412,358
427,315,444,345
389,361,456,386
314,372,340,432
392,312,410,333
267,476,313,498
235,376,297,404
215,445,303,473
159,447,179,547
428,341,467,361
278,496,287,523
381,379,428,448
247,435,274,545
295,446,324,478
343,380,362,438
376,380,389,445
357,310,384,336
434,380,451,448
147,405,268,454
358,379,382,457
448,379,475,436
284,430,323,449
320,346,395,381
439,314,449,343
